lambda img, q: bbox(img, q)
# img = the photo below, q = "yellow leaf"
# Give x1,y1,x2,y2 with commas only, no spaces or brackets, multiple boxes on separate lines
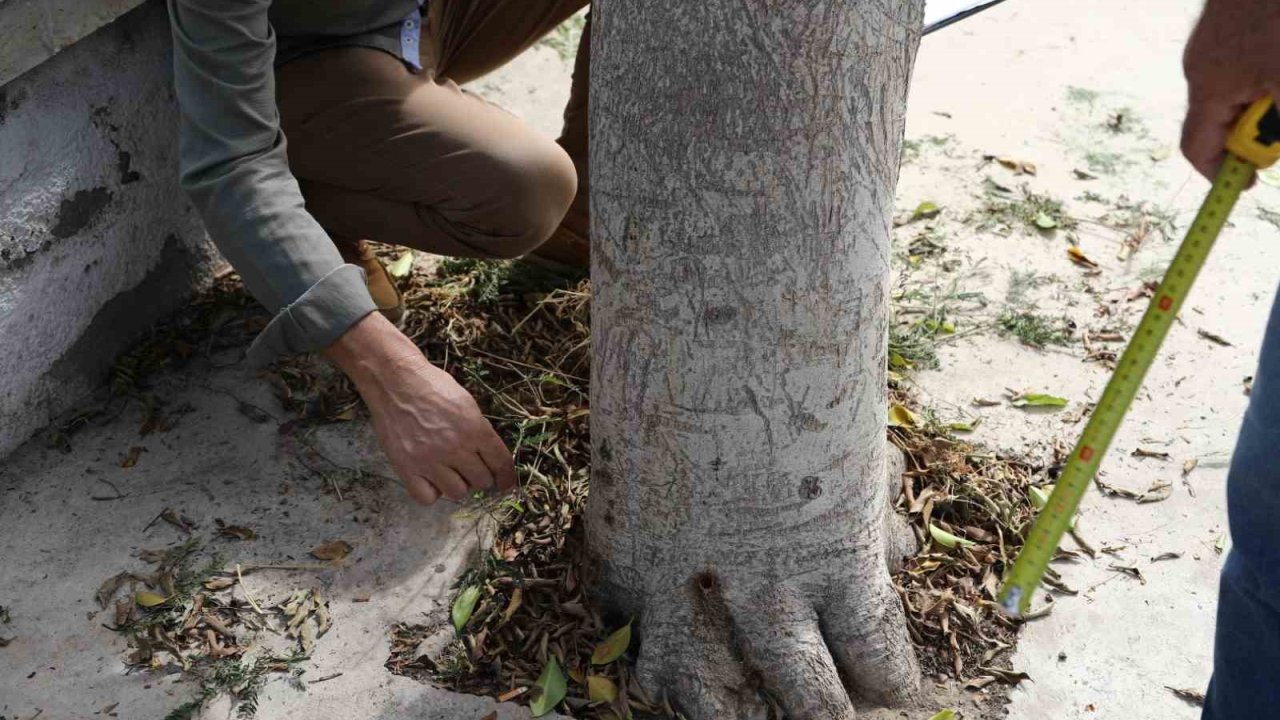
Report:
1067,245,1099,269
928,711,958,720
591,622,632,665
587,675,618,703
388,250,415,278
135,591,168,608
310,540,353,561
887,403,920,428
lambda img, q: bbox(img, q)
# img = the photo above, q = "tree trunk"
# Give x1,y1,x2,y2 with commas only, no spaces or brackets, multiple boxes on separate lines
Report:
587,1,926,717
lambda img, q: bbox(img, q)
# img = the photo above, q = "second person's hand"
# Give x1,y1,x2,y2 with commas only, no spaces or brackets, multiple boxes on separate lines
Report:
1182,0,1280,179
324,312,518,504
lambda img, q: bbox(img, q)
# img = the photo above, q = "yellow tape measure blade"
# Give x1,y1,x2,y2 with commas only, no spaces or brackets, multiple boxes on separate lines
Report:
997,155,1253,617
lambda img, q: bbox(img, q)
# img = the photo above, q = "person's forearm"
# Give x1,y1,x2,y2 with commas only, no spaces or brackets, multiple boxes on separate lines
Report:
322,312,419,383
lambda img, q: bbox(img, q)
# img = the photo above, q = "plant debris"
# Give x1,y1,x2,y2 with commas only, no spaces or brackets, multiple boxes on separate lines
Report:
1166,686,1206,707
309,540,353,562
362,258,1042,714
1197,329,1233,347
95,537,330,718
101,249,1047,715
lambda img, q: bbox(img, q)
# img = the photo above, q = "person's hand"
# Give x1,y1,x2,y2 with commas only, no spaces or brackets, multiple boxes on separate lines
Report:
323,312,518,504
1182,0,1280,180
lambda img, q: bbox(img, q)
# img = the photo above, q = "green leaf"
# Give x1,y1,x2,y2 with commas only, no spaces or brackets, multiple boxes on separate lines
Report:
529,657,567,717
1028,485,1051,510
387,250,415,278
929,523,976,549
948,420,977,433
135,591,169,608
928,710,958,720
587,674,618,703
911,201,942,221
889,352,913,370
1034,211,1058,230
451,585,482,633
591,622,632,665
1012,393,1068,408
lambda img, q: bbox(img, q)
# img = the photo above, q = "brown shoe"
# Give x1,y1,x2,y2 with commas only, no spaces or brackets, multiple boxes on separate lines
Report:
528,225,589,271
336,239,405,324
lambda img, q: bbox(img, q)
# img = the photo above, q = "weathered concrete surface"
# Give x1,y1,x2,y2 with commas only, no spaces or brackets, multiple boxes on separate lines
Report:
0,0,149,89
0,1,220,457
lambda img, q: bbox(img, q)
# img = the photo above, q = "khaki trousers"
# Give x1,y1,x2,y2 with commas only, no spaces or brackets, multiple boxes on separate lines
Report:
275,0,591,265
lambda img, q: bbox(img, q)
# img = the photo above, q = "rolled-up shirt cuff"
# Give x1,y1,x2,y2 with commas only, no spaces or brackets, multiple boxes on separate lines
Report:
245,263,377,367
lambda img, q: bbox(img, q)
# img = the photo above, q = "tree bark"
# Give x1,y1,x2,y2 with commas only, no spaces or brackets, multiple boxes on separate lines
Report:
587,1,925,717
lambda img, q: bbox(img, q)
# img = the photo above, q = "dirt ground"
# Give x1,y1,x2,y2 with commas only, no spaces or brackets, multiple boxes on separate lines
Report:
2,1,1275,718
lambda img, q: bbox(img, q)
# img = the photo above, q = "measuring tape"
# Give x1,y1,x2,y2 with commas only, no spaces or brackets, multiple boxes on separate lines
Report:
998,97,1280,617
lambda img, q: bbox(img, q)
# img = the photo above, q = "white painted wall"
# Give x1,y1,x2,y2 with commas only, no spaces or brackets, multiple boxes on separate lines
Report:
0,0,221,456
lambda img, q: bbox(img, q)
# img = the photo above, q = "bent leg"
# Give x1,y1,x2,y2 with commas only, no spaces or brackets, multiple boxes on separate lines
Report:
276,47,577,260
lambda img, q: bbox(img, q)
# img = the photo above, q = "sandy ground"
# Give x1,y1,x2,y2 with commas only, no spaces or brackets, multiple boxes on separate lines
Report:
3,1,1278,718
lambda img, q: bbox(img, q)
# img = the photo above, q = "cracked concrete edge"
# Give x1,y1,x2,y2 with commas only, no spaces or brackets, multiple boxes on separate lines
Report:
0,0,149,89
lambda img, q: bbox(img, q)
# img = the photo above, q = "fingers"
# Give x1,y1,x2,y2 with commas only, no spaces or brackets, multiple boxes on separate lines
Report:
479,433,519,491
427,464,469,501
403,474,440,506
1182,89,1254,180
451,451,496,492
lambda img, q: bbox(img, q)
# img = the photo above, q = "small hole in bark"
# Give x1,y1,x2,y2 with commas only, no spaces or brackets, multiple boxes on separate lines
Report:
694,570,719,594
603,511,615,526
703,305,736,325
799,475,822,500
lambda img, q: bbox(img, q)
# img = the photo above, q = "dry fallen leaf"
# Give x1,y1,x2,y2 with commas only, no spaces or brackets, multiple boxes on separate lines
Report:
96,572,132,609
1182,458,1198,477
215,519,257,541
203,577,235,591
158,508,195,534
1166,686,1205,707
1108,564,1146,584
1067,245,1099,269
994,155,1037,175
1197,329,1233,347
977,666,1031,685
120,446,146,468
310,540,353,561
1137,480,1172,504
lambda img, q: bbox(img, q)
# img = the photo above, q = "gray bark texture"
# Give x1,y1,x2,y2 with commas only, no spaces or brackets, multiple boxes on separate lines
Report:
586,1,926,718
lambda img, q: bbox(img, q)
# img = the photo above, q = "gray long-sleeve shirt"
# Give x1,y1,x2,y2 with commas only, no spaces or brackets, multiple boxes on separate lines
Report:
166,0,425,366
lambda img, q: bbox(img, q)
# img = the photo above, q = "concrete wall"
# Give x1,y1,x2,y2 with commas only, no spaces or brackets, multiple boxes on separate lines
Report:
0,0,150,89
0,0,221,456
